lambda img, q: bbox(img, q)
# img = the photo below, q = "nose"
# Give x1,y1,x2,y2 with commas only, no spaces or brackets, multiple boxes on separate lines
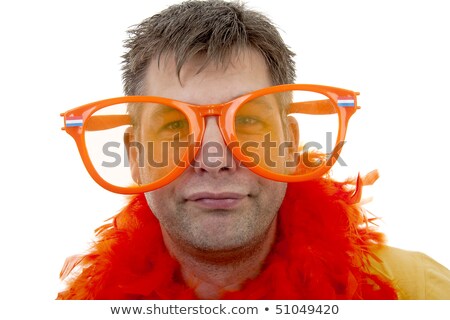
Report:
193,116,238,176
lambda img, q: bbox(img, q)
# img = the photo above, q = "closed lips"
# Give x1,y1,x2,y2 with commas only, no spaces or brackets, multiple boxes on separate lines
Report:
185,192,247,201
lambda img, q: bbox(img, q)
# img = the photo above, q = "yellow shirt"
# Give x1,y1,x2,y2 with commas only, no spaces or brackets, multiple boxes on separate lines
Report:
368,246,450,299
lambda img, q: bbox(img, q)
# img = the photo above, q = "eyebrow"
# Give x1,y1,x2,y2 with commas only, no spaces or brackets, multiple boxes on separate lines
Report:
142,104,179,117
244,95,277,109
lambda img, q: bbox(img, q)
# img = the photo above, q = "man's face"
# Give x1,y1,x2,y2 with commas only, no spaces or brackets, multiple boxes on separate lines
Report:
140,49,287,252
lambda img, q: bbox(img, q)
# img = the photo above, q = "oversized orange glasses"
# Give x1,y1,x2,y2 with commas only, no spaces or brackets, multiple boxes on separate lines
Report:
61,84,359,194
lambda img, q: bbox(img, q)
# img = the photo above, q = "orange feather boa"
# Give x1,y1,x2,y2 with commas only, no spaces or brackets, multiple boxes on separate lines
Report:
58,174,398,299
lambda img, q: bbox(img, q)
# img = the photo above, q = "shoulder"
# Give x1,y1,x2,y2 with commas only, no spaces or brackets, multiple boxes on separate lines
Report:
367,246,450,299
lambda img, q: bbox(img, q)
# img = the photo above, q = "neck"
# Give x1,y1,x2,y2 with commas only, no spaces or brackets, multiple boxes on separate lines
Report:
161,219,277,299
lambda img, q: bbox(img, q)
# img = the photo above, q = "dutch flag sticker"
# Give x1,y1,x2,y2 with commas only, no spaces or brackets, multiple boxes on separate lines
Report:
337,97,355,107
65,116,84,127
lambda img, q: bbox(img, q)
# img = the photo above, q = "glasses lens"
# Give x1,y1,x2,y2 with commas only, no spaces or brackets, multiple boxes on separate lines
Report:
235,89,339,177
84,102,192,189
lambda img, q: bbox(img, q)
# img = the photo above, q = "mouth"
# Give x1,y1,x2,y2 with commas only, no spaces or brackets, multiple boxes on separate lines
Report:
185,192,248,210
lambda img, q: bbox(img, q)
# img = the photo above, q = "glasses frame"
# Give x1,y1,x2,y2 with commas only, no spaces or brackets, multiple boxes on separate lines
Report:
61,84,359,194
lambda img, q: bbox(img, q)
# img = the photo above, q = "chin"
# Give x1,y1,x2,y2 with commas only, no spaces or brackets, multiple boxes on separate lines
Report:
190,231,262,254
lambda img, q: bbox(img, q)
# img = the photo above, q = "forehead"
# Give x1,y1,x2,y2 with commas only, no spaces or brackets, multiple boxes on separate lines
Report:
141,49,272,105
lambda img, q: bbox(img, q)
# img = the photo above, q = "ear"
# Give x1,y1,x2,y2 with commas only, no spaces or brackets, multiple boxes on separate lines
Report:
124,127,141,184
287,115,299,151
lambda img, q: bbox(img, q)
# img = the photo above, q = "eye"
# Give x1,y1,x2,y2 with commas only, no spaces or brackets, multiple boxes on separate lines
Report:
155,119,190,140
235,116,261,126
165,120,188,130
235,115,268,136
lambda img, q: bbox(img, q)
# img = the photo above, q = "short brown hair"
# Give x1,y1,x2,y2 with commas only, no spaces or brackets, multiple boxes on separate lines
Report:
122,0,296,95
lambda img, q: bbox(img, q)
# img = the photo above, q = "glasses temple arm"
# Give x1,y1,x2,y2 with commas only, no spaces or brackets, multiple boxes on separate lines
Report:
84,115,131,131
288,99,337,115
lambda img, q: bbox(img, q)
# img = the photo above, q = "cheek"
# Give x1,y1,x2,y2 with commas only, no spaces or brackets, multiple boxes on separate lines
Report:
258,180,287,211
144,187,174,221
262,180,287,194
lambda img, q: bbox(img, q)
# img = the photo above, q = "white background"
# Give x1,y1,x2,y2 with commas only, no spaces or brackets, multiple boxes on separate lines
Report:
0,0,449,308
